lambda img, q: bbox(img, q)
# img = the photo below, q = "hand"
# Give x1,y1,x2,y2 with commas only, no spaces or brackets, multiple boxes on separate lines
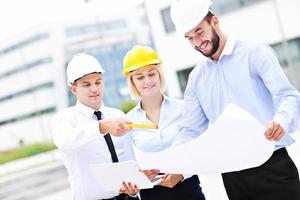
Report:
140,169,160,181
119,181,139,196
99,118,132,136
158,174,183,188
265,121,285,141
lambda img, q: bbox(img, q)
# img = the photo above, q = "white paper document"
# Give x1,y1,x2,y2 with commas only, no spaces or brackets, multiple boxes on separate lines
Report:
90,160,160,192
134,103,275,174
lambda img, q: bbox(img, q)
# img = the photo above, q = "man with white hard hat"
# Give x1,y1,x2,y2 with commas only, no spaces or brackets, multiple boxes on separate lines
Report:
171,0,300,199
51,53,139,200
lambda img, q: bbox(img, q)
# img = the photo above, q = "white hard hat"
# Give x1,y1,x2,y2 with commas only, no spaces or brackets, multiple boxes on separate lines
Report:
171,0,213,35
66,53,105,86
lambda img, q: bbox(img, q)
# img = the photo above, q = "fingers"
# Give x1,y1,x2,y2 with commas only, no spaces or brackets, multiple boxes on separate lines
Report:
265,122,285,141
158,174,170,187
99,118,132,136
158,174,183,188
265,122,274,139
119,182,139,195
140,169,160,180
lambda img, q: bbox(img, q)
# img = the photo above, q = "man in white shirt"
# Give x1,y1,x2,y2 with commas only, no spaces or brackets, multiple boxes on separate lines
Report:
51,53,138,200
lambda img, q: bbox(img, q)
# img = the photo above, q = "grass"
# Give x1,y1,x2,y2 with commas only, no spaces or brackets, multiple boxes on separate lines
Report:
0,143,57,164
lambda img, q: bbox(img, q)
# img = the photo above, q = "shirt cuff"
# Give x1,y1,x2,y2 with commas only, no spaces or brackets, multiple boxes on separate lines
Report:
273,115,289,134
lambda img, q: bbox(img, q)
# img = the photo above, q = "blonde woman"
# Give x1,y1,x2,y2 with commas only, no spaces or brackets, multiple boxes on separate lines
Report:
121,45,205,200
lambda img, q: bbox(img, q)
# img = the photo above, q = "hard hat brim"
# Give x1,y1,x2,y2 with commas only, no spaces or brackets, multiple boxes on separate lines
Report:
123,58,162,77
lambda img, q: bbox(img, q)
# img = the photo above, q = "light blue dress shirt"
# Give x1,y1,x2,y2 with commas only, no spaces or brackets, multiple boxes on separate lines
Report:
126,96,184,152
176,37,300,149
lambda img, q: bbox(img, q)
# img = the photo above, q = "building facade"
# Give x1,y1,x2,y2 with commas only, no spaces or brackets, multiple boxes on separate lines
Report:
0,3,152,150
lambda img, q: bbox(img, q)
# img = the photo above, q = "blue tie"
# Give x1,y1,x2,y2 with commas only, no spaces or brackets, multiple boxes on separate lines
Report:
94,111,119,163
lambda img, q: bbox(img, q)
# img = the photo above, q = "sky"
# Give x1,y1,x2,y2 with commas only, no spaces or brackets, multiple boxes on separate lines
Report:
0,0,143,41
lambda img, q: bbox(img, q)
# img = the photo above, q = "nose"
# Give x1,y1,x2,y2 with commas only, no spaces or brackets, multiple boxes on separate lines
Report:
193,38,203,50
145,75,155,84
90,84,98,92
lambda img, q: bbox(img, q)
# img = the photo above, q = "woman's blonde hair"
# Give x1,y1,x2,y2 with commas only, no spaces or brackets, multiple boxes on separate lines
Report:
127,64,165,100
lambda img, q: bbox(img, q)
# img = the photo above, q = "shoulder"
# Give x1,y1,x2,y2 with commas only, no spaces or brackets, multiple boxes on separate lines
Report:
188,60,206,82
237,40,275,57
126,105,140,118
166,96,184,107
51,107,77,123
102,106,125,117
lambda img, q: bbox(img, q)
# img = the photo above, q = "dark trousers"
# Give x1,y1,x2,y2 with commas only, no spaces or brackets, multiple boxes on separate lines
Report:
102,193,139,200
140,175,205,200
222,148,300,200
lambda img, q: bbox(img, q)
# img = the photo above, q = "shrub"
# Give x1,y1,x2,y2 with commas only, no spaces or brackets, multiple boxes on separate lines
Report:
120,100,137,114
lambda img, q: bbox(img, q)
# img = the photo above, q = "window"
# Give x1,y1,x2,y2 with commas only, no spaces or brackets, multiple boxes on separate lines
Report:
161,6,175,34
0,82,54,103
0,107,56,126
0,33,50,57
0,57,53,80
211,0,264,15
177,66,195,96
271,37,300,90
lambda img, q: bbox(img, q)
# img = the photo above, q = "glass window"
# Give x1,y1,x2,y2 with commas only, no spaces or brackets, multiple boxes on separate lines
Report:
0,57,53,80
160,6,175,34
271,37,300,90
211,0,264,15
0,107,56,126
0,33,50,57
176,66,195,96
0,82,53,103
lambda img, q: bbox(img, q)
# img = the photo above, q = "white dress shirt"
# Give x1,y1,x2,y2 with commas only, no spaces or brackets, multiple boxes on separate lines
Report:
51,101,134,200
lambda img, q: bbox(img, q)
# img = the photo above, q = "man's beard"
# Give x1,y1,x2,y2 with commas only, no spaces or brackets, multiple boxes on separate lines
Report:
198,27,220,58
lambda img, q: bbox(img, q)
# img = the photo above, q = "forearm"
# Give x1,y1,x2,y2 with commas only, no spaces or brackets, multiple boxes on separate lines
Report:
273,93,300,133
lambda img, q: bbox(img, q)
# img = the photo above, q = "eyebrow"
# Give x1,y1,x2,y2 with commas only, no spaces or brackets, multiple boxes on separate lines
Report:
134,68,156,76
194,27,202,33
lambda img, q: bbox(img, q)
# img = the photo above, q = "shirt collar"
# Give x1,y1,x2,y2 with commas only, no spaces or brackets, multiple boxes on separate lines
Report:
136,95,170,112
207,36,236,63
75,101,102,119
222,37,235,57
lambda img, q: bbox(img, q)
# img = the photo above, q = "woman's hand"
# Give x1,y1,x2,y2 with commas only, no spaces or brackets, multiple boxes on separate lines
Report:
119,181,139,196
158,174,183,188
140,169,160,180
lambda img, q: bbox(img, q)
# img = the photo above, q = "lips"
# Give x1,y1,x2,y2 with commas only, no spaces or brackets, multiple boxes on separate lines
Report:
89,95,99,98
199,41,209,50
142,83,156,90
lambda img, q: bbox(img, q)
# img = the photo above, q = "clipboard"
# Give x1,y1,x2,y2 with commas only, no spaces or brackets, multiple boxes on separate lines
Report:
89,160,161,192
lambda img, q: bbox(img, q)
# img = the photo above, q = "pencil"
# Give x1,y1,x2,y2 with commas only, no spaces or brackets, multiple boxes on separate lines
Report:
127,123,158,129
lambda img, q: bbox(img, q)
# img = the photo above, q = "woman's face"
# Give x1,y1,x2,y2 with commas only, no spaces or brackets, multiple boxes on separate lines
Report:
131,64,161,98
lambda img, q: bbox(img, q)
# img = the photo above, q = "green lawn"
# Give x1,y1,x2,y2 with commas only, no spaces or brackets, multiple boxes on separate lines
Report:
0,143,57,164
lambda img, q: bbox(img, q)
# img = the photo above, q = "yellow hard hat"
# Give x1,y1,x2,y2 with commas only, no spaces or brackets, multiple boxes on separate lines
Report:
123,45,162,77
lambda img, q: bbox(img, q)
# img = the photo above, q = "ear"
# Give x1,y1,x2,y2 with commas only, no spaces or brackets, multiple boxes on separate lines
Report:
70,84,77,96
211,16,219,27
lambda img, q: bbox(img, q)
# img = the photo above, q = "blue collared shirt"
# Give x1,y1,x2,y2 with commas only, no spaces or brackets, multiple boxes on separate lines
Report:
126,96,184,152
176,38,300,149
